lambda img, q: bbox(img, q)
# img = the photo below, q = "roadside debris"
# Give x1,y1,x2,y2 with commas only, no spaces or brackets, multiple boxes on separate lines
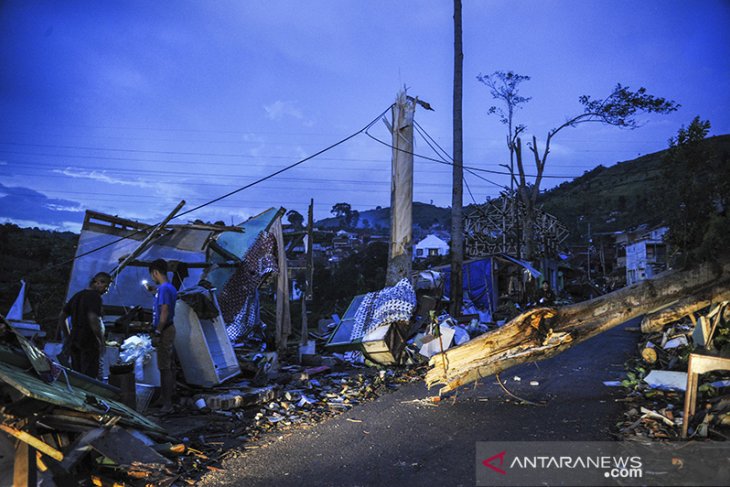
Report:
613,301,730,440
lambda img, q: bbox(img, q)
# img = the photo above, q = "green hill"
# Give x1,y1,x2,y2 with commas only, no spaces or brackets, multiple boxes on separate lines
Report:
539,134,730,242
316,201,451,232
0,223,77,328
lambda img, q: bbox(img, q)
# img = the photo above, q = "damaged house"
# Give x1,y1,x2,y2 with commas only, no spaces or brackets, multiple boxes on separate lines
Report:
62,207,291,385
0,204,293,484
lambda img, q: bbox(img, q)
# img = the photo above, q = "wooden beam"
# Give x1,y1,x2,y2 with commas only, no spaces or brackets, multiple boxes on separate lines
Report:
109,200,186,279
386,91,415,286
13,441,36,487
1,424,64,462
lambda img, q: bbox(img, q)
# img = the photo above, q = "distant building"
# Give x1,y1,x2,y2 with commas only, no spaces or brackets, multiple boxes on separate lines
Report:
413,234,449,260
626,226,669,285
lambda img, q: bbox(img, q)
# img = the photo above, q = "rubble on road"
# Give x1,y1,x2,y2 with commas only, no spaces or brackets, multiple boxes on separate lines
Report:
613,301,730,441
1,310,429,485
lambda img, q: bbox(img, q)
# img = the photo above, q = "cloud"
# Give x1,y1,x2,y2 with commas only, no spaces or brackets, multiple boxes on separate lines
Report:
264,100,304,121
53,168,155,188
45,203,85,212
52,167,188,201
0,183,85,230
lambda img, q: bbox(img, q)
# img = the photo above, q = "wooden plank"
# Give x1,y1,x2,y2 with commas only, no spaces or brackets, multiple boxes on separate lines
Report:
13,441,36,487
58,427,108,470
0,424,63,461
110,199,186,279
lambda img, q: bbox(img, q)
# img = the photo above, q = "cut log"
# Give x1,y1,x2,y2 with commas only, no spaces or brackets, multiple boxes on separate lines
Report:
641,347,658,364
426,260,730,395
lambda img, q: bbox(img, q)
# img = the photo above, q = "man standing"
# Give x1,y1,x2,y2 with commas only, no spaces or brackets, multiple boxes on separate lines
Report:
537,281,556,306
147,259,177,413
58,272,111,379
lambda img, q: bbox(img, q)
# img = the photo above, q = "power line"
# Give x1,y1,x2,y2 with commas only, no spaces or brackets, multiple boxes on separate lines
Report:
364,125,577,179
25,104,395,276
0,148,394,166
3,174,500,196
412,121,507,190
0,122,671,144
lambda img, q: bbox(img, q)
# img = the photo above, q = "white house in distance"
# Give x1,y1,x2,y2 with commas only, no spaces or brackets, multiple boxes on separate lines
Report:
626,226,669,285
413,234,449,260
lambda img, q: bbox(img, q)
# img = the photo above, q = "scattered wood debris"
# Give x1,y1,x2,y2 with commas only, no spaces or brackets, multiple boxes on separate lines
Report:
612,301,730,441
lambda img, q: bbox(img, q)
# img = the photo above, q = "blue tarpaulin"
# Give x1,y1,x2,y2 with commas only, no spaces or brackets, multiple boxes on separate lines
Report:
441,254,541,315
442,258,495,314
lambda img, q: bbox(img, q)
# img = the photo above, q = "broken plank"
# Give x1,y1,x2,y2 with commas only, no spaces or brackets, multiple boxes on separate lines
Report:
0,424,63,461
640,287,730,333
13,442,37,487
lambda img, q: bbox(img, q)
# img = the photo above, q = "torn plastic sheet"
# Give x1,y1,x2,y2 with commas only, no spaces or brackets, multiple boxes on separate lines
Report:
643,370,688,391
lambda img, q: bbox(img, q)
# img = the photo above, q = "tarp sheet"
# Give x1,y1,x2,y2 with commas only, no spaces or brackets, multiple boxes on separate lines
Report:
442,258,495,314
499,254,542,278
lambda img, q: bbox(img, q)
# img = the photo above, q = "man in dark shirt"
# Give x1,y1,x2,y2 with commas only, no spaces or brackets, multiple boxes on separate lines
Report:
537,281,556,306
58,272,111,379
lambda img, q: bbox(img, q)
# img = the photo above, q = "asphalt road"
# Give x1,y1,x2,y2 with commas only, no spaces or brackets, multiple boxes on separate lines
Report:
199,319,641,487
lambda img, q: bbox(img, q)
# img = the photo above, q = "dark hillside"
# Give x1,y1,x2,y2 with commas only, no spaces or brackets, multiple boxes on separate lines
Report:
539,134,730,242
0,224,76,329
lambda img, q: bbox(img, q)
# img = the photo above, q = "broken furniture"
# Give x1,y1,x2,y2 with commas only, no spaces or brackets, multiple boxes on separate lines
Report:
325,279,416,365
681,353,730,438
175,296,240,387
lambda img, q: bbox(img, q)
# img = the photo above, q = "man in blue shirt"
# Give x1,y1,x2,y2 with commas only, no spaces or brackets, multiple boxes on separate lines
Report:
147,259,177,413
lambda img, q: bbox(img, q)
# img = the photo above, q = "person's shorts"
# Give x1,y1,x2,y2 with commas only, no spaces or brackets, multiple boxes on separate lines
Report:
70,346,101,379
156,325,176,370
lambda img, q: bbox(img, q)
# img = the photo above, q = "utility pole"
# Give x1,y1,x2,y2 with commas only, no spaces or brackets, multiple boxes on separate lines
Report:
300,199,314,346
385,91,415,286
450,0,464,316
586,221,592,282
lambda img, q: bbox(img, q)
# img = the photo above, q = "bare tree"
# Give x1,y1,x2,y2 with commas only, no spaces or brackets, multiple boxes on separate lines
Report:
476,71,530,192
479,73,679,260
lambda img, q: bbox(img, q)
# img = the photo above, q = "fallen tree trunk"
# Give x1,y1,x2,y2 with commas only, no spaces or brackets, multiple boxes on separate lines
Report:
640,285,730,333
426,260,730,395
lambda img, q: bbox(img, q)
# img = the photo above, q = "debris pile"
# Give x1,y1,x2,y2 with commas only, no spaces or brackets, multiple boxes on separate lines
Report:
612,301,730,440
0,318,182,485
244,366,425,438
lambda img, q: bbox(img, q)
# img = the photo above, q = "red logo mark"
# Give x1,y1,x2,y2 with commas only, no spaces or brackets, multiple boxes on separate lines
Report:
482,451,507,475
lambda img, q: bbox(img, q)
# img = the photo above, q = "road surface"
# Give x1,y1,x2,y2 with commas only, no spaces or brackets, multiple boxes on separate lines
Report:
199,319,640,486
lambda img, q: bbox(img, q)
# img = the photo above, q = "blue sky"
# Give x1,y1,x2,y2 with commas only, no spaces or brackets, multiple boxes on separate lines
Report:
1,0,729,232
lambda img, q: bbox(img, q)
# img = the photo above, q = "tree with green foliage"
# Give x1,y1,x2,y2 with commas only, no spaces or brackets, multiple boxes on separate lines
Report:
330,202,352,227
286,209,304,230
476,71,530,191
479,71,679,261
660,117,730,265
